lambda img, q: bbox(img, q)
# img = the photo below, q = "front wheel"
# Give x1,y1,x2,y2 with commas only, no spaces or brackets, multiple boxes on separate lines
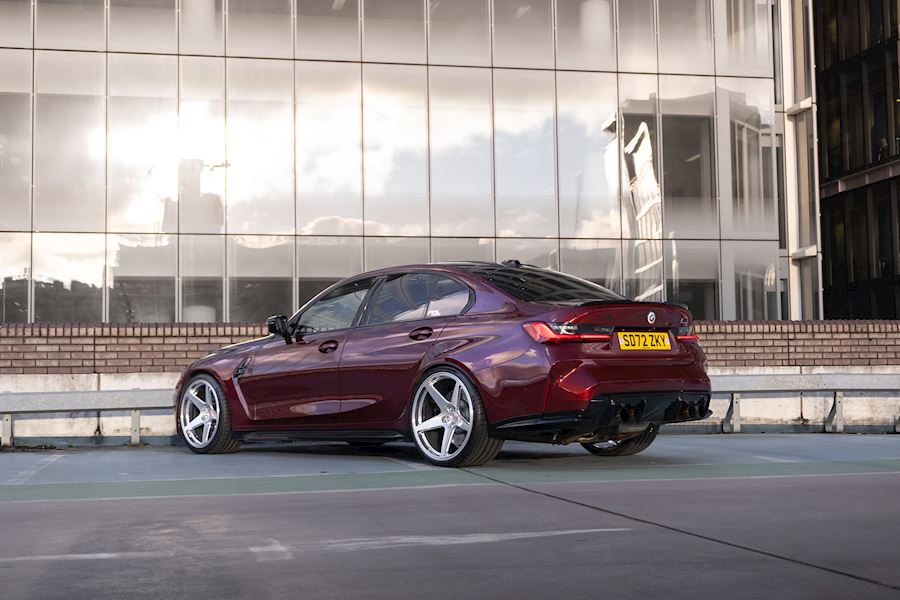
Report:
581,425,658,457
410,368,503,467
177,374,241,454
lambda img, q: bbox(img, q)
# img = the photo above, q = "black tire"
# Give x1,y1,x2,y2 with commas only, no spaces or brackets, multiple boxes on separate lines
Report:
410,366,504,468
177,373,241,455
581,425,658,457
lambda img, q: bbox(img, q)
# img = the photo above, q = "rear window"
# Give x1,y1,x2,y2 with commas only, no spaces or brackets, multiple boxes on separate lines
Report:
456,264,625,304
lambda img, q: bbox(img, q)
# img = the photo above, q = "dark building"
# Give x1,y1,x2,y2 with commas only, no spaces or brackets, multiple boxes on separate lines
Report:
816,0,900,318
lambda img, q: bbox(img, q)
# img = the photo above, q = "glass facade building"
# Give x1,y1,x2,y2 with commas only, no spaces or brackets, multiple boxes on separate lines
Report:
0,0,814,324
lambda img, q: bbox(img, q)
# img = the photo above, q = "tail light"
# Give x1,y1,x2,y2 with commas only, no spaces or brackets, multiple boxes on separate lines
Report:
523,322,614,344
676,326,700,342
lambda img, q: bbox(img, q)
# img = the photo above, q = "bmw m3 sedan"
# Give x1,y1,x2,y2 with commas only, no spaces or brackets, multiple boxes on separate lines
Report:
175,261,711,466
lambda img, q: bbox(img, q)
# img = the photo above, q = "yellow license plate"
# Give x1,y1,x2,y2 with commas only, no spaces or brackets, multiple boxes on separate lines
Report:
617,331,671,351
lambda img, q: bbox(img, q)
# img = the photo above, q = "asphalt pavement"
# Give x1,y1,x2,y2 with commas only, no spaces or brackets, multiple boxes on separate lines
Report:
2,435,899,599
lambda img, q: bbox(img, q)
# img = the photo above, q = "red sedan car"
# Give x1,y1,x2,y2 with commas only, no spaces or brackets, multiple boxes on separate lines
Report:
175,261,711,466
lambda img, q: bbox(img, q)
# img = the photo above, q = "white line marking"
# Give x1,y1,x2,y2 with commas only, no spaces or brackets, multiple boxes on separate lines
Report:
6,454,64,485
380,456,439,472
248,539,294,562
751,455,796,463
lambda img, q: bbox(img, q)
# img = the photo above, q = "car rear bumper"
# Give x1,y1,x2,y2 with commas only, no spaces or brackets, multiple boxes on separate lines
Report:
490,390,711,444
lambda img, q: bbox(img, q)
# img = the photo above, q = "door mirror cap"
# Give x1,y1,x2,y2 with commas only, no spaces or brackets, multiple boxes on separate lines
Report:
266,315,292,344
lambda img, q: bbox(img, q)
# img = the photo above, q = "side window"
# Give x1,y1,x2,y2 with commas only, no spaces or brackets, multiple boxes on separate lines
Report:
365,274,431,326
296,278,374,334
426,276,470,318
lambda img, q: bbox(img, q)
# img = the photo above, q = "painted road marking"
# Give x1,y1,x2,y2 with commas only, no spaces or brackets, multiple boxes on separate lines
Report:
6,454,63,485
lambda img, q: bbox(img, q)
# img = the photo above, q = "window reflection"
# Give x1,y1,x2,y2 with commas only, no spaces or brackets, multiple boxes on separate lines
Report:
181,235,224,322
227,235,293,322
624,238,663,301
429,67,493,237
108,54,178,233
296,0,360,60
619,74,661,241
227,0,293,58
494,70,557,238
108,234,176,323
0,50,32,231
363,0,426,63
428,0,490,66
0,0,32,48
560,239,622,294
556,0,615,70
363,65,428,236
496,238,559,270
721,240,779,319
658,0,714,75
180,57,226,234
34,51,105,232
431,238,495,263
714,0,773,76
297,62,362,235
0,233,29,323
665,239,719,320
558,72,619,238
36,0,105,50
660,75,717,238
364,237,429,271
493,0,554,68
297,236,363,305
33,233,104,323
180,0,224,55
617,0,656,72
109,0,177,53
226,59,294,234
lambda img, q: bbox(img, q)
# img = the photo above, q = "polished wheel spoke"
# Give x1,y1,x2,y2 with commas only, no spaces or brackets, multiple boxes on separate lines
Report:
450,383,461,408
185,415,205,432
440,425,454,455
188,389,206,411
201,422,212,444
415,414,445,434
412,371,475,462
456,415,471,433
180,380,221,449
425,381,451,411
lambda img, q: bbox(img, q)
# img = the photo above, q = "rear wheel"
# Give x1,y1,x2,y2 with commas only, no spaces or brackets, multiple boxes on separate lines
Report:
177,374,240,454
581,425,658,457
410,368,503,467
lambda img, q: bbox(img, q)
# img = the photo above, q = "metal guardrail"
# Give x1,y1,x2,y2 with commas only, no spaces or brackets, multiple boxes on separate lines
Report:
0,389,174,447
710,374,900,434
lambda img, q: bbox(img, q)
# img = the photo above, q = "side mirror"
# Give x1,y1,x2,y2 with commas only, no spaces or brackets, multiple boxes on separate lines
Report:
266,315,292,344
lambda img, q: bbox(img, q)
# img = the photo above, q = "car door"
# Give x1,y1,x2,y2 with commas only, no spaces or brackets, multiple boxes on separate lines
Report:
236,278,375,422
337,273,472,424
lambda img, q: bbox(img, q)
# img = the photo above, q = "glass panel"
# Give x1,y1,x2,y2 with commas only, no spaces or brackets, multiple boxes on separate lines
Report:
558,72,619,238
619,74,661,240
181,234,224,322
560,239,622,294
427,0,490,66
492,0,553,68
296,62,362,235
429,67,493,237
179,57,226,234
365,273,431,325
297,236,363,305
34,51,105,232
714,0,773,77
226,59,294,234
556,0,615,71
35,0,105,50
664,239,719,320
720,240,779,319
799,256,821,319
364,237,429,270
109,0,177,53
362,65,428,236
660,75,717,238
180,0,224,55
0,0,32,48
795,110,818,247
362,0,426,63
430,238,495,262
297,278,373,333
33,233,104,323
658,0,713,75
108,54,178,233
617,0,656,72
427,276,469,317
0,50,32,231
296,0,360,60
495,238,559,270
623,238,663,301
0,233,29,323
108,234,176,323
494,70,556,238
716,77,778,239
227,0,293,58
227,235,294,322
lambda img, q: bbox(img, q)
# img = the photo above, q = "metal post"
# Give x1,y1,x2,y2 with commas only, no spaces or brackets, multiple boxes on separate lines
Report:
2,413,11,447
130,409,141,446
825,391,844,433
723,393,742,433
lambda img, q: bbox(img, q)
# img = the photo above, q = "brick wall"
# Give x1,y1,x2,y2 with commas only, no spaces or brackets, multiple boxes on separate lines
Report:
1,321,899,375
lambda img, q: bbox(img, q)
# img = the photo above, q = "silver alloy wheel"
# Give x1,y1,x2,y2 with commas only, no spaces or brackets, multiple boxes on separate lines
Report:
411,371,474,462
179,379,221,449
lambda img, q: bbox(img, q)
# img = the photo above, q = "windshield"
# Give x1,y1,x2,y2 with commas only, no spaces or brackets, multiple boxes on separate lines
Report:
454,264,626,304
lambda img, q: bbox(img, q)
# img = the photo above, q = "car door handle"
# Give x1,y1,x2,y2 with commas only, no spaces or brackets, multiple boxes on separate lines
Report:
408,327,433,341
318,340,339,353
